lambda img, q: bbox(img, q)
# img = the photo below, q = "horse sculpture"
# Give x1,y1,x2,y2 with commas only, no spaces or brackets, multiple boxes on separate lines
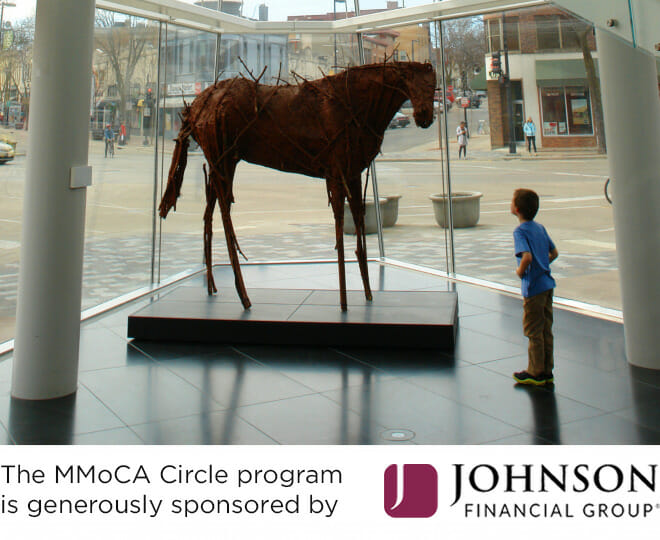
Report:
159,61,436,311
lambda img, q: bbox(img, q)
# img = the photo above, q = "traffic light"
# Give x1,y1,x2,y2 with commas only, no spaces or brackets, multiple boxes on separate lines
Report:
490,51,502,78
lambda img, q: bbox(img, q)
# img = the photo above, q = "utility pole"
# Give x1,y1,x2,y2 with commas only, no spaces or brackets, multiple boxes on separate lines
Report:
502,13,516,154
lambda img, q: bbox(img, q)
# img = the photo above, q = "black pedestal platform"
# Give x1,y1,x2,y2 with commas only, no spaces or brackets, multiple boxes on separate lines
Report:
127,286,458,349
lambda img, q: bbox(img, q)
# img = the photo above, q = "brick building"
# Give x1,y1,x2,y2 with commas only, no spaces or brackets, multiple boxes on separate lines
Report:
484,6,600,150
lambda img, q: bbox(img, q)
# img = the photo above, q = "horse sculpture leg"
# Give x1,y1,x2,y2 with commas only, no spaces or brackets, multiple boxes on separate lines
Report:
346,177,373,302
202,164,218,294
328,180,348,311
209,165,252,309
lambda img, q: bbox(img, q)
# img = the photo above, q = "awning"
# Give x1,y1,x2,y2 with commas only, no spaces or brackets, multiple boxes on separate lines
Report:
159,96,193,108
536,59,599,82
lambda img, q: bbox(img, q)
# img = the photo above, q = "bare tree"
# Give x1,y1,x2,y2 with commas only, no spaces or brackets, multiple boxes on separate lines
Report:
0,16,34,127
440,17,486,89
94,10,156,126
559,18,606,153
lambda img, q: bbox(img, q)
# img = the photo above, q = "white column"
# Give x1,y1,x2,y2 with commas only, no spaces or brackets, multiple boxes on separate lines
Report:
11,0,95,399
596,29,660,370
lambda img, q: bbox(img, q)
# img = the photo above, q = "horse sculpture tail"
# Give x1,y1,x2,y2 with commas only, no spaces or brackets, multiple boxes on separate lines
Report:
159,115,192,218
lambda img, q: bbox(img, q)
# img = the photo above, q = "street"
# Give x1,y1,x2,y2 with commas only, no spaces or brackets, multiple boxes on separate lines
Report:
0,115,616,343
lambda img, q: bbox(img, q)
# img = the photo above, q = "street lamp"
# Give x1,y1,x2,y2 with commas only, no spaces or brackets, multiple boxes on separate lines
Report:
502,13,517,154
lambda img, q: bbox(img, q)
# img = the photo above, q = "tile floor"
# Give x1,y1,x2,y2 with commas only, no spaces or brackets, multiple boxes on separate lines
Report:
0,262,658,445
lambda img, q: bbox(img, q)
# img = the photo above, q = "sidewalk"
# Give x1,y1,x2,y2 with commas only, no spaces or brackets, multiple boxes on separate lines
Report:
3,125,607,162
379,132,608,162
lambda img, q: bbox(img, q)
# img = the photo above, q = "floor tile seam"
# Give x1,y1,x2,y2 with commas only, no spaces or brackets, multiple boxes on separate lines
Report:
330,347,457,376
475,350,628,376
128,340,218,363
611,409,660,436
534,410,613,433
69,424,146,443
479,429,543,445
397,374,532,434
228,345,333,396
316,374,526,437
120,346,330,410
77,381,136,433
628,377,660,395
312,391,394,432
474,363,629,415
0,416,17,445
456,324,528,349
221,411,283,445
120,346,244,411
286,289,316,320
125,410,281,445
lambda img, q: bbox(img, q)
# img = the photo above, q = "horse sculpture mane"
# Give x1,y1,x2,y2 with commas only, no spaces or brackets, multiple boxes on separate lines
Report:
159,61,436,311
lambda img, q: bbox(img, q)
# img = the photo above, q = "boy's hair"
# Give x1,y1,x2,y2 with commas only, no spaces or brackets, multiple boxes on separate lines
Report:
513,188,539,220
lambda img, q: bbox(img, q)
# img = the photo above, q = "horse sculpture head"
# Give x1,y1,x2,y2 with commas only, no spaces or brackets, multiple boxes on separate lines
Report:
397,62,436,129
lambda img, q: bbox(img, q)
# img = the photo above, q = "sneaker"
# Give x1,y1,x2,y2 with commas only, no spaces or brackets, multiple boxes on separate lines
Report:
544,372,554,384
513,370,547,386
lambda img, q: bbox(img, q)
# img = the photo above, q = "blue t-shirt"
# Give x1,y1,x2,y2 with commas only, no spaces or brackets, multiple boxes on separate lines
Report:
513,220,556,297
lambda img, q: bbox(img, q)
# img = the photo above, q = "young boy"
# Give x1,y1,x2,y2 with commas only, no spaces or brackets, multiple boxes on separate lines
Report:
511,188,558,386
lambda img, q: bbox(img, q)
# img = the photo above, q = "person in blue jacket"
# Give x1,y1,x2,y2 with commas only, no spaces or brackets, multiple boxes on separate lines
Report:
511,188,559,386
523,117,537,154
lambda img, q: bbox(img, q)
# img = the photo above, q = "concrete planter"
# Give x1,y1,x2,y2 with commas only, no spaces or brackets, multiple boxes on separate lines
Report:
429,191,483,228
344,197,387,235
382,194,402,228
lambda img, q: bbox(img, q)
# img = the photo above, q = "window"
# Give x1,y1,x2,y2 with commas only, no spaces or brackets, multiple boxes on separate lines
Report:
535,15,561,50
565,87,593,135
504,16,519,51
487,18,501,52
540,86,593,136
540,87,567,136
559,18,590,50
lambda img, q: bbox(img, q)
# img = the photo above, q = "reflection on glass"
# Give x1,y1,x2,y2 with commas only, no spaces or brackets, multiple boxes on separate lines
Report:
83,11,160,309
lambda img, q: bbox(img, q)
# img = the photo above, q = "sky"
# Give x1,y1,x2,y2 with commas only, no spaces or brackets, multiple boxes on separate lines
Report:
5,1,434,24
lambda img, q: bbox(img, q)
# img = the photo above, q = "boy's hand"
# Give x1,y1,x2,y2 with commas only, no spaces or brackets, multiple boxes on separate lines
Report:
516,252,533,278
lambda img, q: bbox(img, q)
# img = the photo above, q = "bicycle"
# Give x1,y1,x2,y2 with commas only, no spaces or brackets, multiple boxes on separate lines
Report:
105,136,115,158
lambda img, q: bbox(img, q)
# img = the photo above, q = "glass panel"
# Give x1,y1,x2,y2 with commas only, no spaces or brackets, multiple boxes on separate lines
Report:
157,29,373,289
0,3,35,343
374,21,451,273
455,6,618,311
84,11,160,307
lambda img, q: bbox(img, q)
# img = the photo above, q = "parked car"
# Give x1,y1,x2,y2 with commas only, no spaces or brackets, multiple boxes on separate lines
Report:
433,98,452,115
0,141,15,164
388,112,411,129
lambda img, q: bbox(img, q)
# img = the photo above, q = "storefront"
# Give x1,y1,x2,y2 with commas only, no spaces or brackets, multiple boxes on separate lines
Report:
535,59,597,148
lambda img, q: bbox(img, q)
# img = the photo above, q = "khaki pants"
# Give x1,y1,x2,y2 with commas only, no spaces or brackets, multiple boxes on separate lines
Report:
523,289,554,376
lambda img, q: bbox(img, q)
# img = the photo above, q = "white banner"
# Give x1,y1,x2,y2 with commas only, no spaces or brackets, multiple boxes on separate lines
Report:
0,446,658,539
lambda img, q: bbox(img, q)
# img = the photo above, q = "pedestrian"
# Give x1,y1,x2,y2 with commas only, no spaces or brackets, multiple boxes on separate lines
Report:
103,123,114,158
456,121,468,159
119,122,127,146
511,188,559,386
523,117,537,154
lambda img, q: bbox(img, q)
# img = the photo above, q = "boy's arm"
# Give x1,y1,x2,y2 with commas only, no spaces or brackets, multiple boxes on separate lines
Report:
549,247,558,263
516,252,532,278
